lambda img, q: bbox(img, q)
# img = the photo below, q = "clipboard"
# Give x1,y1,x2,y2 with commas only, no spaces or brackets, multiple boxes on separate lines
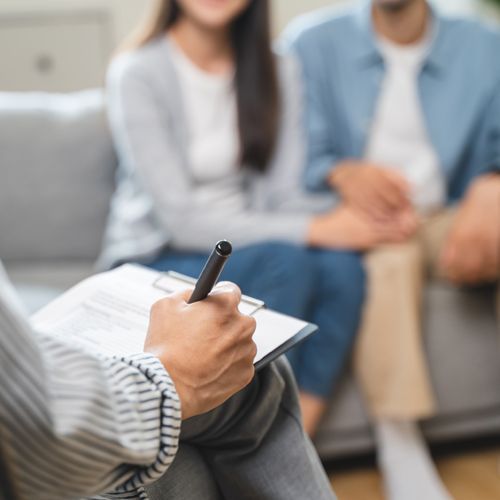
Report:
32,264,318,372
154,271,266,316
154,271,318,371
253,321,317,371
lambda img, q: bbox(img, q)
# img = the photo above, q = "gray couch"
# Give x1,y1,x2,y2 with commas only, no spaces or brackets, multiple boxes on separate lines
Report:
1,90,499,468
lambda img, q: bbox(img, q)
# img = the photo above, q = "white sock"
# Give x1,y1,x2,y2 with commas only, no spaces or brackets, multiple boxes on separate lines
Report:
375,419,454,500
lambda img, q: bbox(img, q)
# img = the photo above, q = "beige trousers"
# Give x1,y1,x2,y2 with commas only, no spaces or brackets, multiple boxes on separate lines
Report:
354,209,499,420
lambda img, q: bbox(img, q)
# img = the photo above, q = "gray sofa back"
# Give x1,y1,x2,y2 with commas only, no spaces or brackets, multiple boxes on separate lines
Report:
0,90,116,263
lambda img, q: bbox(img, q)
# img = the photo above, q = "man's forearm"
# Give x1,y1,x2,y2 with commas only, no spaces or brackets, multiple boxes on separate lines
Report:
0,271,181,500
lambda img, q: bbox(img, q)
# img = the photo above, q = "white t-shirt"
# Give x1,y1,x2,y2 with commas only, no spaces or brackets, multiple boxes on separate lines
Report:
169,38,239,184
365,30,445,213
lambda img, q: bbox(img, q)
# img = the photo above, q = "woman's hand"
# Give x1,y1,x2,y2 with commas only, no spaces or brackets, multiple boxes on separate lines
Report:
328,160,411,219
307,205,420,251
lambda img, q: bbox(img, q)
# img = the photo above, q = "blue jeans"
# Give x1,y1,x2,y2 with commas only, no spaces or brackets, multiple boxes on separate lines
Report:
148,242,365,398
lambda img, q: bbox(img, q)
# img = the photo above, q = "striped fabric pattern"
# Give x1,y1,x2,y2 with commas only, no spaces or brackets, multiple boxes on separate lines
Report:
0,265,182,500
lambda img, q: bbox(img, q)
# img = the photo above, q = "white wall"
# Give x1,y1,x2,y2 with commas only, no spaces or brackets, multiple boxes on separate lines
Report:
0,0,494,91
272,0,351,35
0,0,151,47
0,0,352,47
106,0,348,43
0,0,488,48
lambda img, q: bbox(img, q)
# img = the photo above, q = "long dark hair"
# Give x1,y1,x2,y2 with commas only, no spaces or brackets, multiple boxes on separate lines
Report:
123,0,280,173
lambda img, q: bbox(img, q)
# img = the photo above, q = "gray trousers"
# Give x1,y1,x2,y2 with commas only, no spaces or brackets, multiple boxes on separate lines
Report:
146,357,336,500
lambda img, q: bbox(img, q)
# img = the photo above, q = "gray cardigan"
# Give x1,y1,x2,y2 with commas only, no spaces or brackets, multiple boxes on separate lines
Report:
99,37,331,268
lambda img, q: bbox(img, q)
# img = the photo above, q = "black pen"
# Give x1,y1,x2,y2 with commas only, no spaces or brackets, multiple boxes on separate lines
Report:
188,240,233,304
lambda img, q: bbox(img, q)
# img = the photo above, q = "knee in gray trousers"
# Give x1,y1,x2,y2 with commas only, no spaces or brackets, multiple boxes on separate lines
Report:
146,357,336,500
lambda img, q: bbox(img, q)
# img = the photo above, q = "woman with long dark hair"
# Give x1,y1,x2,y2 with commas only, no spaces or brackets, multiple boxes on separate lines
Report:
101,0,399,436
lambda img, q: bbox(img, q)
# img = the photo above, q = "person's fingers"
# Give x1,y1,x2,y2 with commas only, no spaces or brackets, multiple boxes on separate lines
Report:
355,201,386,223
398,210,421,237
447,260,478,285
461,264,482,284
378,186,406,211
347,176,386,211
468,241,498,283
377,176,410,211
441,260,461,284
359,173,405,214
484,234,500,279
476,247,497,282
155,289,194,309
487,253,500,280
179,288,195,303
384,169,411,194
357,175,402,217
362,187,395,218
410,213,422,232
249,339,258,361
239,314,257,339
388,174,412,208
209,281,242,309
369,211,393,223
213,281,242,296
387,230,411,244
350,185,375,211
371,221,407,244
439,235,456,273
233,339,258,371
362,204,388,222
448,247,483,285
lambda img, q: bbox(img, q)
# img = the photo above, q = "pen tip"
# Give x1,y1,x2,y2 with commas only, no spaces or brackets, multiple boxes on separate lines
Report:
216,240,232,257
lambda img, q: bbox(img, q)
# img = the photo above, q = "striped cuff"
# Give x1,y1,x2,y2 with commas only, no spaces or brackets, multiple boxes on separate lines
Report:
113,353,182,495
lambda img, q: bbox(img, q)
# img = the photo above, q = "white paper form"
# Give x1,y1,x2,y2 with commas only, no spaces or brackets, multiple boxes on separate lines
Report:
32,265,311,365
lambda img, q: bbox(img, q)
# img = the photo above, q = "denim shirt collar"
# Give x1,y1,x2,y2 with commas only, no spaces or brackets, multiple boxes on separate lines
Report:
353,0,447,76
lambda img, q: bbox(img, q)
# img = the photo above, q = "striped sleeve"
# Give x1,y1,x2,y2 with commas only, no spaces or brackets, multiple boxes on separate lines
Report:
0,271,181,500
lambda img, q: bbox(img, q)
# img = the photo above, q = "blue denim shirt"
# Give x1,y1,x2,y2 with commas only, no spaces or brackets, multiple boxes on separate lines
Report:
282,1,500,202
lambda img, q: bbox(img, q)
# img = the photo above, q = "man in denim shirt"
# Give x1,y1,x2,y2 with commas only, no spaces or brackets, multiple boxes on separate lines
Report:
283,1,500,499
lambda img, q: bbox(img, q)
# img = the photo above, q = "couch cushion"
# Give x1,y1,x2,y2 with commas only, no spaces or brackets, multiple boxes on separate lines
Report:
5,260,94,293
0,90,116,263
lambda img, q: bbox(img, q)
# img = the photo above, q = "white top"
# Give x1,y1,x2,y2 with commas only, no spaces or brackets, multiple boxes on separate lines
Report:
100,38,327,267
169,38,239,184
365,30,445,213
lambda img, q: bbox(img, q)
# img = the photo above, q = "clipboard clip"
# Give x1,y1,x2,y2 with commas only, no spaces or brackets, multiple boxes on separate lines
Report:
153,271,266,315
